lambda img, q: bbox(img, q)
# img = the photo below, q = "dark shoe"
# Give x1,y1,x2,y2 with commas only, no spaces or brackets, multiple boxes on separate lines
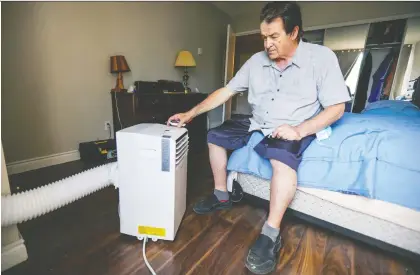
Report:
193,193,232,214
245,233,282,274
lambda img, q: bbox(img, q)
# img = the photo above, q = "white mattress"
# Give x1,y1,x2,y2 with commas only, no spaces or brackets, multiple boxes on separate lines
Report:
232,172,420,256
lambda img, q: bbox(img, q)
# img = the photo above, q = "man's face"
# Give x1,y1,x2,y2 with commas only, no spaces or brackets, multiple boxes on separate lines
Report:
260,18,297,60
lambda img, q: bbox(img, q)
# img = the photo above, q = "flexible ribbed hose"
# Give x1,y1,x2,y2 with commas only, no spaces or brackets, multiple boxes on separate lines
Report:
1,162,118,227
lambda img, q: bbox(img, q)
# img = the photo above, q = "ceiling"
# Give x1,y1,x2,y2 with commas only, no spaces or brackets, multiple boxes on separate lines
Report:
210,1,268,18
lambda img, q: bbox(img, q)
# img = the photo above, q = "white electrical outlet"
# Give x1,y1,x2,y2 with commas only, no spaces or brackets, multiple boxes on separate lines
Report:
104,121,111,131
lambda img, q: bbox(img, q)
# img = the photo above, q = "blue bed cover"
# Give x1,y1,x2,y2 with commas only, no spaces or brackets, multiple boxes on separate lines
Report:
227,100,420,211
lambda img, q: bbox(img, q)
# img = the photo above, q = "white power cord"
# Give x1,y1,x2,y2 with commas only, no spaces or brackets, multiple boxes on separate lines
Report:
114,89,123,131
141,237,157,275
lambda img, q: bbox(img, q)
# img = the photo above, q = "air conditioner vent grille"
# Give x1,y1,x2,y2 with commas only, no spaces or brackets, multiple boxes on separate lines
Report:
176,134,189,165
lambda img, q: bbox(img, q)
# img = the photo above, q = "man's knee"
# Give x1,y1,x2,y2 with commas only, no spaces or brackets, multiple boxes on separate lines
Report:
269,159,297,179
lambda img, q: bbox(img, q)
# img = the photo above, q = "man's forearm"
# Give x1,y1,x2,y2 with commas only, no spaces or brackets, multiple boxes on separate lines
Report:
296,103,345,138
189,87,235,117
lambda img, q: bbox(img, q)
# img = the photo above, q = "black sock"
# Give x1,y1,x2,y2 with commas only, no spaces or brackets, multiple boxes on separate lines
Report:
214,189,229,202
261,221,280,242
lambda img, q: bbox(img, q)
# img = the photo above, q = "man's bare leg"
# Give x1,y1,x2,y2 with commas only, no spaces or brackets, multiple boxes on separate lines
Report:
245,159,297,274
208,143,228,192
193,143,231,214
266,159,297,229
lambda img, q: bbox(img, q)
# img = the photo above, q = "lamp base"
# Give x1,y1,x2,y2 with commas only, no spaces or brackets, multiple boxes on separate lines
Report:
113,72,125,92
183,67,190,94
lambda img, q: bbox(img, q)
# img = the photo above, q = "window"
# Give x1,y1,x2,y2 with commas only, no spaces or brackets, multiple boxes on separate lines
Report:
345,52,364,96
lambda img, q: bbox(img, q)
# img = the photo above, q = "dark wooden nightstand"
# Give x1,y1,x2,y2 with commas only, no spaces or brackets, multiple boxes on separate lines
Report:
110,92,208,152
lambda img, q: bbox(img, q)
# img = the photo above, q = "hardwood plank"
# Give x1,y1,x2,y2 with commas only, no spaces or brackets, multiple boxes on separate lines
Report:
352,239,410,275
289,226,329,275
276,220,308,274
59,232,126,275
313,227,329,271
149,216,234,275
278,224,316,275
219,202,253,224
321,233,355,275
379,260,414,275
189,205,266,275
130,210,220,274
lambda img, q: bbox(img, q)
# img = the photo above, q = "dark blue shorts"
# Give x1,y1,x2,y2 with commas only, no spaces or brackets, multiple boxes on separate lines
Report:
207,116,315,171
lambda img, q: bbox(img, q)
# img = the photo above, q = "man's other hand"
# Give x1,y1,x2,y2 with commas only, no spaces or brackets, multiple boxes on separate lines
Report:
271,124,302,141
167,111,194,127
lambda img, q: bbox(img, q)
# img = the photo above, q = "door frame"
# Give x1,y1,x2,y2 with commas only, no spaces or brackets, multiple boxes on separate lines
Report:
222,24,236,123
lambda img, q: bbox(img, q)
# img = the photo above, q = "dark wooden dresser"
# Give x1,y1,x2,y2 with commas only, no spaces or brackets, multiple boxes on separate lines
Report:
110,92,208,152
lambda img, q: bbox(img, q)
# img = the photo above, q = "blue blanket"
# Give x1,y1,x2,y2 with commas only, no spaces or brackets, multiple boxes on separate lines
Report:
227,101,420,211
362,99,420,118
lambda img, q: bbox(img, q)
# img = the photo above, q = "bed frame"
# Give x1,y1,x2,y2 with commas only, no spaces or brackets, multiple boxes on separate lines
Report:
231,173,420,265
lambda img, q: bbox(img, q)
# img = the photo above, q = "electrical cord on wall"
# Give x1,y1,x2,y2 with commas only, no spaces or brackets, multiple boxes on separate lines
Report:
114,90,123,131
108,124,112,139
142,237,157,275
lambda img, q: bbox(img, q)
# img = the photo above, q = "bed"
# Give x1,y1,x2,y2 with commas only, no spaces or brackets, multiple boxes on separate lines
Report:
226,100,420,261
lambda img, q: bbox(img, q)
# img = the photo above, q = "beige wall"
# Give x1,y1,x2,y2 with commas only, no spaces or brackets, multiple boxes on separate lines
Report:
1,2,230,163
233,1,420,33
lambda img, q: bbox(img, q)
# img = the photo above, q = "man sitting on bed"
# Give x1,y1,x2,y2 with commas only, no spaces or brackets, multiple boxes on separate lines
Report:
167,1,350,274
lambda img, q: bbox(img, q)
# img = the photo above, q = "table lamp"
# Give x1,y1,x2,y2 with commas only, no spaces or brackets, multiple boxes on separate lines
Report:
110,55,131,92
175,50,196,93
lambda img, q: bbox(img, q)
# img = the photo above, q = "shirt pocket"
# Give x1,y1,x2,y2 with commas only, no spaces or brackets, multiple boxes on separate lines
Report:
283,72,317,103
249,70,272,106
250,75,271,95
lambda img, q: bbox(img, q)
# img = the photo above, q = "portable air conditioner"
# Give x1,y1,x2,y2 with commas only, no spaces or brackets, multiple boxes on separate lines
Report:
116,123,189,241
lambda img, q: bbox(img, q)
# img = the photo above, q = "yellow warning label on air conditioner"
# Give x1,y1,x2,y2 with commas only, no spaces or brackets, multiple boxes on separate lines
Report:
138,226,166,237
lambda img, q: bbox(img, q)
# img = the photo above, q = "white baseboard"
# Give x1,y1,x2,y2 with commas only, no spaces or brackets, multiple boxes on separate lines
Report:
6,150,80,175
1,238,28,271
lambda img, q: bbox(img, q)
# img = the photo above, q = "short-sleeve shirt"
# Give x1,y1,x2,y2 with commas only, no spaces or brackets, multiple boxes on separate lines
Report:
226,40,351,136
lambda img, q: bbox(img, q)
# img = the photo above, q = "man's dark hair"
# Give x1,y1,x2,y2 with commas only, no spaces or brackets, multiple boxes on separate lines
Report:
260,1,303,40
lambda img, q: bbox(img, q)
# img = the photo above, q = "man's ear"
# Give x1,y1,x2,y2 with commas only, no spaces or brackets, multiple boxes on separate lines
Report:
290,26,299,40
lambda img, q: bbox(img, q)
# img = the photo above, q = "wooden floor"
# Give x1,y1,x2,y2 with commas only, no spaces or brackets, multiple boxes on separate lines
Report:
3,153,419,275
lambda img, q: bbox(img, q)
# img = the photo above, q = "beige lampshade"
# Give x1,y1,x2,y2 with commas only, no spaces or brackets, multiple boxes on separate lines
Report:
174,50,196,67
